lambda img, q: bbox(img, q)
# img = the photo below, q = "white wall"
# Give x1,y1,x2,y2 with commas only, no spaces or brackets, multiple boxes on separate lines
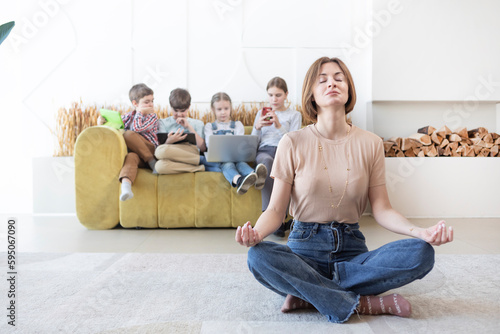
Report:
373,0,500,101
0,0,372,214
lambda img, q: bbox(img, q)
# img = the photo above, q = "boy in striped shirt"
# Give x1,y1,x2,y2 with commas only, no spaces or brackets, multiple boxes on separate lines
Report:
98,83,159,201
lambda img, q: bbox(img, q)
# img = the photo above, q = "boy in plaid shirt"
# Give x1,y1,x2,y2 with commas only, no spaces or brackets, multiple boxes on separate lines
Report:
98,83,158,201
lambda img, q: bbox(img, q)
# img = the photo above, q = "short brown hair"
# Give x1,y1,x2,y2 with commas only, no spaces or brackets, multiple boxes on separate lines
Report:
301,57,356,123
266,77,288,93
169,88,191,110
129,83,154,103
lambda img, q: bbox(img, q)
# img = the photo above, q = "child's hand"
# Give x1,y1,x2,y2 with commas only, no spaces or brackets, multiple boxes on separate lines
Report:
137,106,154,115
268,112,281,129
166,129,187,144
97,116,106,125
255,115,273,130
176,117,193,130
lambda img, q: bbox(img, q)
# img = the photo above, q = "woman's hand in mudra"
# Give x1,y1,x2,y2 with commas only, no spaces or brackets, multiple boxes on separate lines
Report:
418,220,454,246
235,222,262,247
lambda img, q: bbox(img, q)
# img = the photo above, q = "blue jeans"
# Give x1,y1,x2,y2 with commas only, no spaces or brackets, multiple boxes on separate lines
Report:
247,221,435,323
200,156,254,185
199,155,220,171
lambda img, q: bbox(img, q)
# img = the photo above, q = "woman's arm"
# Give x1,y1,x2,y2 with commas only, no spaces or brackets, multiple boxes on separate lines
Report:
369,184,453,246
235,178,291,246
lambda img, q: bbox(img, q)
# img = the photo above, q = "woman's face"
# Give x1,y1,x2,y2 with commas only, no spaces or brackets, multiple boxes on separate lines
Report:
312,62,349,110
267,86,288,111
213,100,231,123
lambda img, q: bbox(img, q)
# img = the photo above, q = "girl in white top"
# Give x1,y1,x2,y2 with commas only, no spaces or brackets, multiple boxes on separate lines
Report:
204,92,268,195
251,77,302,215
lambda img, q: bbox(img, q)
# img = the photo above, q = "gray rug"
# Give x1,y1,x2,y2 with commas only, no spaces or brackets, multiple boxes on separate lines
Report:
1,253,499,334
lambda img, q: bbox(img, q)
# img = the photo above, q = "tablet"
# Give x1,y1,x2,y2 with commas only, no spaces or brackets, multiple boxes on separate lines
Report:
157,132,197,145
100,109,124,129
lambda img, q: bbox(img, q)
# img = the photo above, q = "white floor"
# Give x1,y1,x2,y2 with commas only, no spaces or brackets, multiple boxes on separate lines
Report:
6,214,500,254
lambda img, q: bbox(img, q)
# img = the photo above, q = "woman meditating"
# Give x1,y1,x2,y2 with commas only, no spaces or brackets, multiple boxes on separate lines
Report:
235,57,453,323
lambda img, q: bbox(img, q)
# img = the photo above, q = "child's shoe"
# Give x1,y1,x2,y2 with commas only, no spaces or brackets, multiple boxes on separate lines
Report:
254,164,268,190
236,173,257,195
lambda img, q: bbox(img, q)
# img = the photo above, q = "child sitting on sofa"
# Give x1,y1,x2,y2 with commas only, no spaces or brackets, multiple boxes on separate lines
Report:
155,88,215,174
97,83,158,201
204,92,268,195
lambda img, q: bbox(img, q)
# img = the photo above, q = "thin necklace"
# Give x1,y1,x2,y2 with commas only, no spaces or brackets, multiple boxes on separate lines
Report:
317,124,351,209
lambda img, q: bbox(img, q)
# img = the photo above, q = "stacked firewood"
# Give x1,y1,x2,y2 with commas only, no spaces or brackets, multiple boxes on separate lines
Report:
383,126,500,157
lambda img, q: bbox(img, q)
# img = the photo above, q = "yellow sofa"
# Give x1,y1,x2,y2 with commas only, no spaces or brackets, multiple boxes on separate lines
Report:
74,126,262,229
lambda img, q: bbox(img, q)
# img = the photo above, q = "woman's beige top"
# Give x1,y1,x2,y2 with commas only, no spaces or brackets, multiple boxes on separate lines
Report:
271,124,386,224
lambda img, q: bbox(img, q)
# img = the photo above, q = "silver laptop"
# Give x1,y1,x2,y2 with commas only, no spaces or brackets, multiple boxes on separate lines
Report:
204,135,259,162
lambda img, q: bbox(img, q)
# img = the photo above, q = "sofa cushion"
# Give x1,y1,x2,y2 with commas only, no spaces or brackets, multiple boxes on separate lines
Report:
194,172,232,228
75,126,127,229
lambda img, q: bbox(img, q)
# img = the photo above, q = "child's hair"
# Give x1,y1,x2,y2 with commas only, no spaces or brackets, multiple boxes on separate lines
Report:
210,92,232,113
266,77,288,93
169,88,191,110
129,83,154,103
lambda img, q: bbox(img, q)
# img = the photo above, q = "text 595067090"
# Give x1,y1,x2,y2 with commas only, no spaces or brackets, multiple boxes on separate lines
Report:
7,218,17,327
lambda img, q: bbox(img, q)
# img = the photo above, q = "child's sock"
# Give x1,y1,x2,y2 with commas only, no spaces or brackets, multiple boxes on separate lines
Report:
232,175,240,187
233,176,242,188
120,180,134,201
148,158,158,174
357,294,411,317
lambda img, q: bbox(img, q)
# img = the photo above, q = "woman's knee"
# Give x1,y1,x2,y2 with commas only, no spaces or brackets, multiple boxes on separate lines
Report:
421,240,435,268
247,242,281,271
411,239,435,276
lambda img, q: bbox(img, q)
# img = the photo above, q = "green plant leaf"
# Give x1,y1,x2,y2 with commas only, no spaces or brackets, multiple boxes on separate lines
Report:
0,21,15,46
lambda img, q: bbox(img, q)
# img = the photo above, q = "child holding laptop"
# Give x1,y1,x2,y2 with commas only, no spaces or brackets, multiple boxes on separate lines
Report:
204,92,268,195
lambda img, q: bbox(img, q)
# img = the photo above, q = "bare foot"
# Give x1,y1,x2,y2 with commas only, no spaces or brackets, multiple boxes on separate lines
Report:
281,294,316,313
358,294,412,317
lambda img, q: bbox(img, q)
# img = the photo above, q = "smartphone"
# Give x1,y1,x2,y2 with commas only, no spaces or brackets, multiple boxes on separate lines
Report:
262,107,272,121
